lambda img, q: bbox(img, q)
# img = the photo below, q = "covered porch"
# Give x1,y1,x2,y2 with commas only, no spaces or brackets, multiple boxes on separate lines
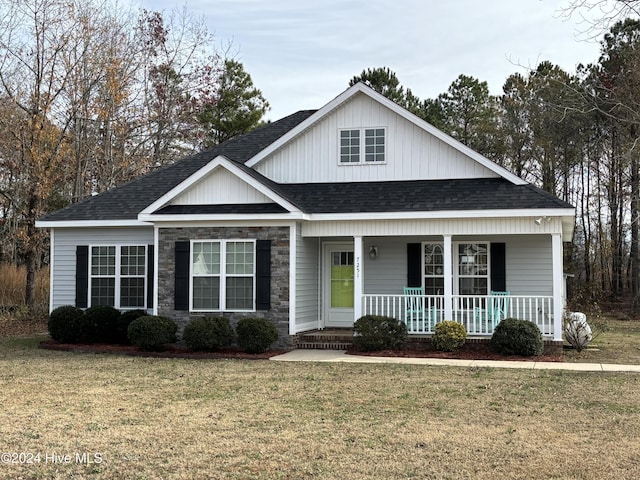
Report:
292,215,571,342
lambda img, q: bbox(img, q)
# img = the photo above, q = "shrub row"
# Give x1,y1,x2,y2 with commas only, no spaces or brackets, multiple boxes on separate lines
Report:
48,306,279,353
352,315,544,357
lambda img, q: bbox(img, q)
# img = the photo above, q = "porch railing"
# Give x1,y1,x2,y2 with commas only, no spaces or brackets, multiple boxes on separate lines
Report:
362,294,554,336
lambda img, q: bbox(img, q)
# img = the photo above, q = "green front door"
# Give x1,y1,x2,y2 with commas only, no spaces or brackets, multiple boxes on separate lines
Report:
324,243,354,327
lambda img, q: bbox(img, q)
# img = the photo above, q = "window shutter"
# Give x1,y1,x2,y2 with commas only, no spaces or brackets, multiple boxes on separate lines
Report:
147,245,154,309
407,243,422,287
75,245,89,308
490,243,506,292
256,240,271,310
174,241,190,311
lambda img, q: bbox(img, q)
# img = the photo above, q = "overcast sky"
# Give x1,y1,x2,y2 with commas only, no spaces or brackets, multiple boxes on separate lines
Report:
138,0,615,121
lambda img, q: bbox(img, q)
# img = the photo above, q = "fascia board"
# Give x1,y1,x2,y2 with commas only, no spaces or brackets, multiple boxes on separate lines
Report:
36,220,152,228
138,212,305,223
304,208,576,221
139,155,301,216
247,83,527,186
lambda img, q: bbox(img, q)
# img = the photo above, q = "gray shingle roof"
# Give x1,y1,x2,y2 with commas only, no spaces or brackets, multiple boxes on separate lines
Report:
39,110,317,222
39,107,572,223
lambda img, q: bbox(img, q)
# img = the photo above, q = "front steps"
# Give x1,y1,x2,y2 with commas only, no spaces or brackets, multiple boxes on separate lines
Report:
293,329,355,350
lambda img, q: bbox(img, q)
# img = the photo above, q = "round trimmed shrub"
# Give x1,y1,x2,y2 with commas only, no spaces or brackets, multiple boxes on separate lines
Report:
48,305,84,343
352,315,407,352
235,318,278,354
183,316,234,351
117,310,148,344
431,320,467,352
81,305,121,343
127,315,177,351
490,318,544,356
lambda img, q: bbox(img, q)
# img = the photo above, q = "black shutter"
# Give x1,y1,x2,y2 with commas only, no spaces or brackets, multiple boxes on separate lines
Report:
75,245,89,308
490,243,506,292
407,243,422,287
147,245,154,309
256,240,271,310
174,241,190,311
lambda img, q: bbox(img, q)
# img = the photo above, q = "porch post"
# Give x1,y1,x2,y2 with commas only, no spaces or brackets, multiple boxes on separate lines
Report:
552,233,564,341
443,235,453,319
353,236,363,321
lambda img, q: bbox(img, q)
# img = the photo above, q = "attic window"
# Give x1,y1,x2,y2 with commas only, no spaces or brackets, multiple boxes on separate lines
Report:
339,128,385,164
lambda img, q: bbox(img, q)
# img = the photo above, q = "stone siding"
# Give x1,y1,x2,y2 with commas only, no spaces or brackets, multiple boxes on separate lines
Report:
158,226,292,347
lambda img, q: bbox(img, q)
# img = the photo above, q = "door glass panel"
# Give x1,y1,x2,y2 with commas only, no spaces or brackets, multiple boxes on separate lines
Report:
330,250,354,308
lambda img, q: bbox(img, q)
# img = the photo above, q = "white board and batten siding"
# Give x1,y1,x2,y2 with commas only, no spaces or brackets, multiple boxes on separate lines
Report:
50,227,154,310
170,167,271,205
256,93,500,184
294,225,320,332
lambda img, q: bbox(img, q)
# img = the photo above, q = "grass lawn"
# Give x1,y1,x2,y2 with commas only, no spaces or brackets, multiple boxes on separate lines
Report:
564,319,640,364
1,336,640,479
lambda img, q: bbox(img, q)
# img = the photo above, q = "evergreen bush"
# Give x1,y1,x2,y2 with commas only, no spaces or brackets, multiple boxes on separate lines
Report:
81,305,121,343
235,318,278,354
127,315,177,351
116,309,147,344
352,315,407,352
183,316,235,351
431,320,467,352
48,305,84,343
490,318,544,356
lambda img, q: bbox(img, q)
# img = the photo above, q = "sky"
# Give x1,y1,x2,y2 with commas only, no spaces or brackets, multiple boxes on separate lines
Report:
137,0,616,121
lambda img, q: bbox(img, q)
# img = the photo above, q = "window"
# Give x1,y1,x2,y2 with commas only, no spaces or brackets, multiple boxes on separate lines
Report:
339,127,385,163
191,240,255,311
423,243,444,295
89,245,147,309
457,243,488,295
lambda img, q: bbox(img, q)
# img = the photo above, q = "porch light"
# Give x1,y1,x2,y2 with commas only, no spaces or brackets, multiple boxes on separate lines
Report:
369,245,378,260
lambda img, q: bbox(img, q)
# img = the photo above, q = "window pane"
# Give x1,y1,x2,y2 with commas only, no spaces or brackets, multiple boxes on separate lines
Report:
193,242,220,275
340,129,360,163
226,242,254,275
226,277,254,310
91,246,115,276
364,129,385,162
91,278,115,306
120,278,145,308
193,277,220,310
424,277,445,296
121,246,146,276
459,277,487,296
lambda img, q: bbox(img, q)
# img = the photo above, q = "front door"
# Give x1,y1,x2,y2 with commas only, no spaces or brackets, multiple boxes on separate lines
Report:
323,243,354,327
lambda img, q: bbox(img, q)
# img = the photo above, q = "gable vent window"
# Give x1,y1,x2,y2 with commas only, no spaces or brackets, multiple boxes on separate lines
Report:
339,128,385,164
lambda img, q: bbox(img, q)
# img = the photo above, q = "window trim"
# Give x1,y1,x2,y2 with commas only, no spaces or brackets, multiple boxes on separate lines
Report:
338,127,386,165
87,244,148,310
189,239,257,313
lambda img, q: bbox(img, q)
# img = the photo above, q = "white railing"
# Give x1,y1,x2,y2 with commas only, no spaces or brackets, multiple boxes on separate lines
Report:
361,294,554,336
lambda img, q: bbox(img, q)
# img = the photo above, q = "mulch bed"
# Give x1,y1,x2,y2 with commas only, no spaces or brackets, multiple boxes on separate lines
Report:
39,340,287,360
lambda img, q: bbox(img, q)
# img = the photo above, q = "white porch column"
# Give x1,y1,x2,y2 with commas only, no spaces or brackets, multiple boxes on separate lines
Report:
353,236,363,321
443,235,453,320
552,233,564,341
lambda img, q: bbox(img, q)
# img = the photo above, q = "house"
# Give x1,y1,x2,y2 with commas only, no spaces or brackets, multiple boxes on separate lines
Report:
36,83,575,347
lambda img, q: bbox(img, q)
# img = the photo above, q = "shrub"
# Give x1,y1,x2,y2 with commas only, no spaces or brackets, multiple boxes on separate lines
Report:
490,318,544,356
127,315,177,351
81,305,121,343
235,318,279,354
183,316,235,351
48,305,84,343
352,315,407,352
116,310,148,344
431,320,467,352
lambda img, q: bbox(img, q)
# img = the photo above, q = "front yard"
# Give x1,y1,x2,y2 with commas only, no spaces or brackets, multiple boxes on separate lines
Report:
0,334,639,479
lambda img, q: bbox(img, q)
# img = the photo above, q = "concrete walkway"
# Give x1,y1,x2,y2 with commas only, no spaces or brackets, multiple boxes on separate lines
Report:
271,349,640,372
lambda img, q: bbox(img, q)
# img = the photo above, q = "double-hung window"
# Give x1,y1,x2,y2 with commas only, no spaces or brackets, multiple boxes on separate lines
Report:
457,243,489,295
423,243,445,295
191,240,255,311
89,245,147,309
339,127,385,163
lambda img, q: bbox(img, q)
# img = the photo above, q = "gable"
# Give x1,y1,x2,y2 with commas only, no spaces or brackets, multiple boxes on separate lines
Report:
170,167,272,206
254,92,502,184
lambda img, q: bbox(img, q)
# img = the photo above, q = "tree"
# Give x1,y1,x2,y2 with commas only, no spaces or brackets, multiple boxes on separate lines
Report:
350,67,406,106
197,59,269,147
